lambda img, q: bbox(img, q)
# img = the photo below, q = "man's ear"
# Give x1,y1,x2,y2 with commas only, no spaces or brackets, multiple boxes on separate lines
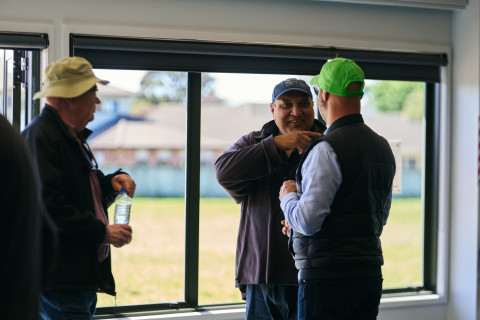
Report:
322,91,329,101
60,97,78,110
270,103,275,115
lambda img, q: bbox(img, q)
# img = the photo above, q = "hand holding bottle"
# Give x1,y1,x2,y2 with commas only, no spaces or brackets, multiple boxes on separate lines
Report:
105,224,132,248
111,174,136,197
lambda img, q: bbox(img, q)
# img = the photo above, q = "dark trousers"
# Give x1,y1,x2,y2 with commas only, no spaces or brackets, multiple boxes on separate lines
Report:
298,277,383,320
246,283,298,320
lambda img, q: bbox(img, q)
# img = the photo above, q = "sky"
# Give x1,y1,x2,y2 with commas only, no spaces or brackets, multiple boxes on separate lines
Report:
210,73,306,104
93,69,309,105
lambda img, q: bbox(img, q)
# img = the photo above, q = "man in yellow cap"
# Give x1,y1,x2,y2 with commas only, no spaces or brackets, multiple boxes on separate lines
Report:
22,56,136,319
279,58,396,319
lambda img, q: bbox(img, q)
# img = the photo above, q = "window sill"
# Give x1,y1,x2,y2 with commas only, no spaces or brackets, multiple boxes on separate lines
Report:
381,292,445,309
96,293,445,320
95,306,246,320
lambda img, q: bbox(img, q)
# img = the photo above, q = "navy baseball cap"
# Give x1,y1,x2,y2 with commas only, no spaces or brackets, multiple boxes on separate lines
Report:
272,78,313,103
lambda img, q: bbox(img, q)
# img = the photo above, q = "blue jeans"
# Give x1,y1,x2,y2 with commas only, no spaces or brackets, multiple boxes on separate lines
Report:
245,284,298,320
298,277,382,320
40,288,97,320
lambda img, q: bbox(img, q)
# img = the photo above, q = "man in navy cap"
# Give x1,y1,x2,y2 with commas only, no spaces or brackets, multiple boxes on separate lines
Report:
215,78,325,319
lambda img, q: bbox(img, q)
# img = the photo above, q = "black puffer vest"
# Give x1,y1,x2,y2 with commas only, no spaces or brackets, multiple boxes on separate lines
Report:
291,114,396,280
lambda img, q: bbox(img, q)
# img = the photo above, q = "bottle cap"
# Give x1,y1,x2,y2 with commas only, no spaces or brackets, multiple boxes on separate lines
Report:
121,187,127,193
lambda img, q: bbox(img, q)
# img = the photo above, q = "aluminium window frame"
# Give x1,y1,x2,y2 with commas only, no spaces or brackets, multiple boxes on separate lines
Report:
0,32,47,130
69,34,445,317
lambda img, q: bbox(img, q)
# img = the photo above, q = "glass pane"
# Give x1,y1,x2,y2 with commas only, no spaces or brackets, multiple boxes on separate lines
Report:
90,69,187,306
363,80,424,289
19,51,30,131
199,76,425,302
1,49,32,131
0,50,13,121
88,69,424,308
198,73,312,305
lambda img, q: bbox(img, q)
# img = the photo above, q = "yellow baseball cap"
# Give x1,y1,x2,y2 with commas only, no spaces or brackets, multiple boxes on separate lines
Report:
33,56,109,100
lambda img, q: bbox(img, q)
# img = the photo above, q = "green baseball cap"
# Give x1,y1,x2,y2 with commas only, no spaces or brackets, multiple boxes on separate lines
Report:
310,58,364,97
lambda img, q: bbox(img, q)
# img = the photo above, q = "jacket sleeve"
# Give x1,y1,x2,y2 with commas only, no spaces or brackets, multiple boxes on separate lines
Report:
214,132,285,203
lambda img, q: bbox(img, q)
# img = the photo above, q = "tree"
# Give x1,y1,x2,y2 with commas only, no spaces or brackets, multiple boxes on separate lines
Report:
367,80,424,119
139,71,216,104
402,87,425,119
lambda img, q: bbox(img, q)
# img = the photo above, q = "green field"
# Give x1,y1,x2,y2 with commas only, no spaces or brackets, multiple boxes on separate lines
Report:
97,197,422,307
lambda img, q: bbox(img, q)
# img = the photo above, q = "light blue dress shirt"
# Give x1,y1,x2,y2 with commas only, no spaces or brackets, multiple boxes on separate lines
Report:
280,136,393,236
280,140,341,236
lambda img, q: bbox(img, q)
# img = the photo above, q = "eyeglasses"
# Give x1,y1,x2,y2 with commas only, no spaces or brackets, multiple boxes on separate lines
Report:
313,86,320,96
87,86,98,97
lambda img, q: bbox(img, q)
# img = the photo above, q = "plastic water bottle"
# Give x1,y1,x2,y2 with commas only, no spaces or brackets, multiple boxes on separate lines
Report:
114,187,132,224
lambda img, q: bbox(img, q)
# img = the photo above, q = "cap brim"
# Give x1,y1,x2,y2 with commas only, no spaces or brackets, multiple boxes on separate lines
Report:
310,74,321,86
273,88,312,102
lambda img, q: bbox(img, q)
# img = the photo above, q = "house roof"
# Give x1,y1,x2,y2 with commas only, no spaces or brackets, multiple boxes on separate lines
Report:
97,83,139,97
89,102,272,150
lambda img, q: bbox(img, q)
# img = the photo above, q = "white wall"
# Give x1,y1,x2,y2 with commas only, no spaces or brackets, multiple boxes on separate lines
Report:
0,0,452,62
449,1,480,320
1,0,478,319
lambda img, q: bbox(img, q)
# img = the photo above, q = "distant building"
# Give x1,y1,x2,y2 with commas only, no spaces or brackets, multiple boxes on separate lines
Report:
88,101,273,197
88,83,140,140
89,101,272,168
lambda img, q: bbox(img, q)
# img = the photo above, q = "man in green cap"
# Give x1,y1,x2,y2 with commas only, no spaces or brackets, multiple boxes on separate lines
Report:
22,56,136,319
279,58,396,319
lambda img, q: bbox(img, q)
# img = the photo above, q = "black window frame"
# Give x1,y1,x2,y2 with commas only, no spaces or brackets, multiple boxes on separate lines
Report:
0,32,48,131
70,34,446,317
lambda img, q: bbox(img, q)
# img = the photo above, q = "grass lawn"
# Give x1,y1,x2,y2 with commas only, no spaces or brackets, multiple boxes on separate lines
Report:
382,197,423,289
97,197,422,307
